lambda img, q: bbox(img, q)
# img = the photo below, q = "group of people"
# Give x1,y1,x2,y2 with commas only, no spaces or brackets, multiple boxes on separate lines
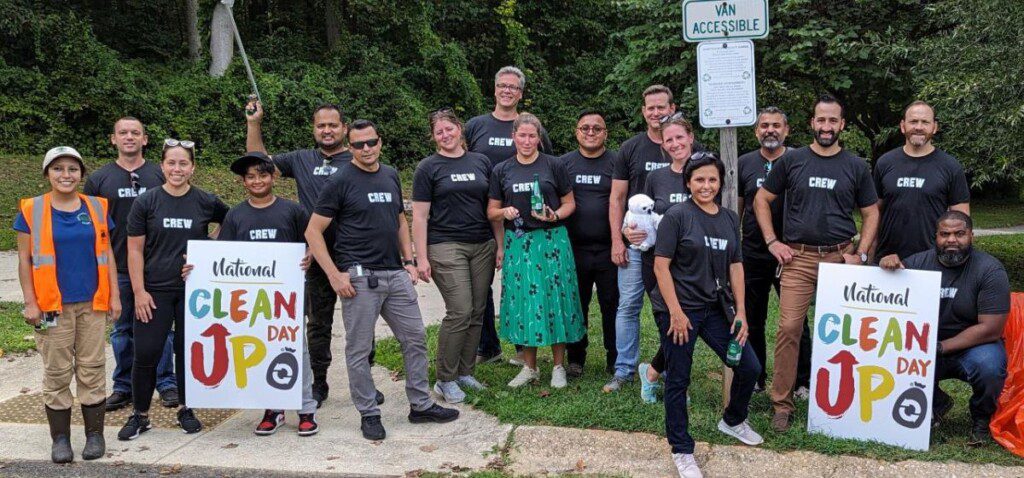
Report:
14,65,1011,478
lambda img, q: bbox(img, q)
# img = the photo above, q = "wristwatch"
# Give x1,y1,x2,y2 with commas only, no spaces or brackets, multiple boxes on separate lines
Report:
403,259,417,267
858,252,868,264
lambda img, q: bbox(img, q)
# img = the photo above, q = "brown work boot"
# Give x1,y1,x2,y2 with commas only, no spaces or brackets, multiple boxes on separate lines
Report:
771,411,791,432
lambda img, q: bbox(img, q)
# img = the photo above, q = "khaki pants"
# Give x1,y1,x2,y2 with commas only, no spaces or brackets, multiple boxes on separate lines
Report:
770,245,848,415
429,240,497,381
35,301,107,410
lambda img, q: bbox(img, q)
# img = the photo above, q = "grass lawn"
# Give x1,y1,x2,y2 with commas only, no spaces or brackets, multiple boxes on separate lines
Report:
377,291,1024,467
0,301,37,355
972,200,1024,229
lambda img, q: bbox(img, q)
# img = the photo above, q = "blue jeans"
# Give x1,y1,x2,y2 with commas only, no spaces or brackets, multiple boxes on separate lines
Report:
613,248,645,379
656,306,761,454
934,341,1007,420
111,274,177,394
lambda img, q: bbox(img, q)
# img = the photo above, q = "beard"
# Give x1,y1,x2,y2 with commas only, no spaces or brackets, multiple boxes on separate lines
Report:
936,243,972,267
814,129,840,147
759,134,782,150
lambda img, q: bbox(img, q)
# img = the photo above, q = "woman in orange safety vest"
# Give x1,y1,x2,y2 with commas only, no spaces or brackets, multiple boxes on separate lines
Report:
15,146,120,463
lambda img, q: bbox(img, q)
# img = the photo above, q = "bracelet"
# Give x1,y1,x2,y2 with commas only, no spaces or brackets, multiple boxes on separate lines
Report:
766,238,778,247
552,211,560,222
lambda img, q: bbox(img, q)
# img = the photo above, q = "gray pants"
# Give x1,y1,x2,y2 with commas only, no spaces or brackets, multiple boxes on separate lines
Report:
271,323,317,415
429,240,496,381
341,268,433,416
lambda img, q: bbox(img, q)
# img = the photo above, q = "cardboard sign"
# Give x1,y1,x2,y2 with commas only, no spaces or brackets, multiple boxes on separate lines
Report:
184,240,306,409
807,263,941,450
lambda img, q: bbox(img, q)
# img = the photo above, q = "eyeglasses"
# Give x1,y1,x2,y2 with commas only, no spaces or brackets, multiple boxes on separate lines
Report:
129,171,141,193
350,138,380,150
659,112,686,124
163,138,195,150
689,151,717,162
496,83,522,92
577,126,606,135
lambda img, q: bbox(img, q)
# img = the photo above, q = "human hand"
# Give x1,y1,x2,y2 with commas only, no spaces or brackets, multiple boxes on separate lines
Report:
768,241,794,265
135,290,157,323
330,271,356,298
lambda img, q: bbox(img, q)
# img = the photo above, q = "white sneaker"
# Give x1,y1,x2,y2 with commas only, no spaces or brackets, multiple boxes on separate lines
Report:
794,386,810,400
433,380,466,403
508,350,526,367
551,365,567,388
672,453,703,478
717,418,764,446
508,366,539,388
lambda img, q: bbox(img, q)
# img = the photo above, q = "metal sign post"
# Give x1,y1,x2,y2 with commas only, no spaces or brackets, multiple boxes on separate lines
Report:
220,0,262,105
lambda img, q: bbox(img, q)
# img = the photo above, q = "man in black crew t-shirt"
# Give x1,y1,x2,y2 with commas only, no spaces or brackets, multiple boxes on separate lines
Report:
245,100,377,408
604,84,675,393
464,66,552,365
873,101,971,263
84,116,177,411
560,110,620,377
882,211,1010,446
754,95,880,431
305,120,458,441
735,107,811,395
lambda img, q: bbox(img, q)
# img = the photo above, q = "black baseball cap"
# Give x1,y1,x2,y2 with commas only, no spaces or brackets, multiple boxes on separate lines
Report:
230,151,274,176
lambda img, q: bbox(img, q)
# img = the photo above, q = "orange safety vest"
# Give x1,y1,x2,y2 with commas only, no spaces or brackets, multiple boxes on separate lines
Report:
19,193,112,313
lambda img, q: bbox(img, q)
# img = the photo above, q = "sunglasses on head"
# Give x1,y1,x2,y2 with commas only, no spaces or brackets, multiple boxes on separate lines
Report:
429,107,455,120
350,138,380,150
659,111,686,124
689,151,716,162
163,138,195,150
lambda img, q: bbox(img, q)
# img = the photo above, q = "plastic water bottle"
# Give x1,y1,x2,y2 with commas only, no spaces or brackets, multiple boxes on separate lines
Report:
726,320,743,368
530,173,544,213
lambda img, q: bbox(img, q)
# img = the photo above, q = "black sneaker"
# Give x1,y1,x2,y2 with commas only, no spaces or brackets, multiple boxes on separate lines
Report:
408,404,460,424
254,410,285,436
931,389,954,429
117,413,151,441
566,363,584,379
968,418,993,446
297,413,319,436
106,391,132,412
159,388,180,408
177,407,203,434
360,415,386,440
312,381,329,409
375,389,385,405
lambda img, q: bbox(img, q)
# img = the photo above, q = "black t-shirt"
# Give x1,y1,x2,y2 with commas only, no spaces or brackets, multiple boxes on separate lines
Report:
464,114,553,167
560,149,618,249
273,149,354,213
127,186,229,291
488,153,572,232
873,148,971,260
904,248,1011,341
737,148,787,263
219,198,309,243
83,161,165,273
643,165,690,215
761,147,877,246
313,161,404,270
412,152,493,245
650,200,742,312
613,132,670,198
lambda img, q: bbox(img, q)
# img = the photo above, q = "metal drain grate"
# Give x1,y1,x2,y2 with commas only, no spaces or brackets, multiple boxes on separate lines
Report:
0,393,239,429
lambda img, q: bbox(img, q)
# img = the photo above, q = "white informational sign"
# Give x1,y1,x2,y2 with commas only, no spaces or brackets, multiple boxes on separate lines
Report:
682,0,769,42
697,40,757,128
807,263,941,451
184,240,306,410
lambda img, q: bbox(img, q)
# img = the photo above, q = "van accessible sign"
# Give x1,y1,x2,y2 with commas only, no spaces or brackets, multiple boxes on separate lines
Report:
682,0,769,42
807,263,941,451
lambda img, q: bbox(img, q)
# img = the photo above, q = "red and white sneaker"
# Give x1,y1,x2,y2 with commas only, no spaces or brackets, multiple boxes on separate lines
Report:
254,410,285,436
297,413,319,436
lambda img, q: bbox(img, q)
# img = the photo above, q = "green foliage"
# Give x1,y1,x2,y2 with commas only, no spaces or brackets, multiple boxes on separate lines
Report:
976,234,1024,291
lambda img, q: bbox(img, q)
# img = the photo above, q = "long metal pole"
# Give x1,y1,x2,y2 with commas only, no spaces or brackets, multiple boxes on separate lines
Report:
221,0,262,105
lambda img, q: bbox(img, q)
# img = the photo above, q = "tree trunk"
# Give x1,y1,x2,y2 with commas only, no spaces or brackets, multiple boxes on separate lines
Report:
209,2,234,76
325,0,341,49
185,0,200,62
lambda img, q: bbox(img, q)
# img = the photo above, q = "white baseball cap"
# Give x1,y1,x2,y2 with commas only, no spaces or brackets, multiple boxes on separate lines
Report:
42,146,84,173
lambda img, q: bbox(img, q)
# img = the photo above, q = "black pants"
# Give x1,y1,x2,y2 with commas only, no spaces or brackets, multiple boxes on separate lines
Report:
656,306,761,454
132,289,186,413
567,246,619,368
744,257,812,388
478,288,523,356
642,257,669,374
307,260,374,386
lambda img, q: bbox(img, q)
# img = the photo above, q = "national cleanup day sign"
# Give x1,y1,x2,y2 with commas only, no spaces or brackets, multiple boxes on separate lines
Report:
184,240,306,409
808,263,941,450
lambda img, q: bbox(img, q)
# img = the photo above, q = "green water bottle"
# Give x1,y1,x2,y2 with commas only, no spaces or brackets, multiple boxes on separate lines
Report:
530,173,544,213
726,320,743,368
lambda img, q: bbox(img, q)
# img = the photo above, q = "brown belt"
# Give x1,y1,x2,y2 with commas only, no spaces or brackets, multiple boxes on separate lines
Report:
787,241,852,254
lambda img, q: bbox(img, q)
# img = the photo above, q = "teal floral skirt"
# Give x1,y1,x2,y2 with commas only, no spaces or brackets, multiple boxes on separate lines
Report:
499,226,586,347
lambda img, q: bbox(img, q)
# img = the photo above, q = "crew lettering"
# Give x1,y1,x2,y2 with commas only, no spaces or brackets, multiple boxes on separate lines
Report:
512,182,535,193
450,173,476,182
896,177,925,188
669,193,687,203
940,287,958,299
704,236,729,251
809,177,837,189
756,178,764,188
117,187,146,198
488,137,513,147
645,162,669,172
367,192,393,203
163,218,193,229
575,175,602,185
313,166,337,176
249,229,278,240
